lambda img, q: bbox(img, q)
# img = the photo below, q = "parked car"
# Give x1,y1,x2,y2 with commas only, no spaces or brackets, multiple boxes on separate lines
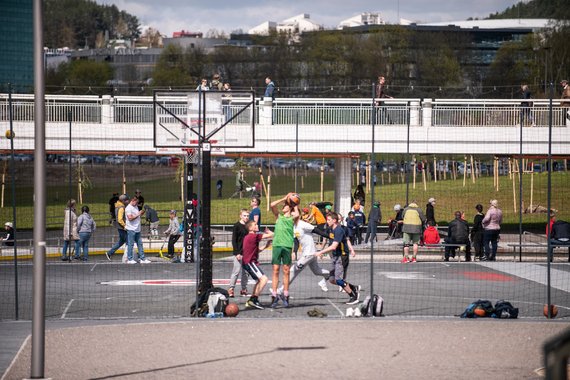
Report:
105,155,124,165
307,160,329,171
70,155,88,164
140,156,159,165
125,155,141,165
217,158,236,169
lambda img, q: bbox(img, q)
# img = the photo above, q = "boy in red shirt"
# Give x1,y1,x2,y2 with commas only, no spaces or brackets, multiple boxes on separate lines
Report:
242,220,273,310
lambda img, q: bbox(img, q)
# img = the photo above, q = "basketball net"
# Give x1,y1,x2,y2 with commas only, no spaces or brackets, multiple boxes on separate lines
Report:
183,148,198,164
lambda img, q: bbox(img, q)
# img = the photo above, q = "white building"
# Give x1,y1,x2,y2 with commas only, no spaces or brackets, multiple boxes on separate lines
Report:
338,12,385,29
248,14,322,35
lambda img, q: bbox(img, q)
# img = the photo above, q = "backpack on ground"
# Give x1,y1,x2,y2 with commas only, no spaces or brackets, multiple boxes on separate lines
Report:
492,300,518,319
360,294,384,317
190,287,230,317
460,299,494,318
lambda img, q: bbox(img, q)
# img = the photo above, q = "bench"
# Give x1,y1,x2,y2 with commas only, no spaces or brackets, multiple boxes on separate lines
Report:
507,243,570,262
408,243,468,262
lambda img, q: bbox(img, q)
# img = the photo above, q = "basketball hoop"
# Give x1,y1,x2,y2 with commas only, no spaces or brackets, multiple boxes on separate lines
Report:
182,148,198,164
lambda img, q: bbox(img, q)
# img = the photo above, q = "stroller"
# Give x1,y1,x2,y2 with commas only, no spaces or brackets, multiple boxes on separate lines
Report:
386,204,403,239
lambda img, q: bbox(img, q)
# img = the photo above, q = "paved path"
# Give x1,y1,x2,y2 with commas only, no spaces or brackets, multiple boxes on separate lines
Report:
2,319,569,379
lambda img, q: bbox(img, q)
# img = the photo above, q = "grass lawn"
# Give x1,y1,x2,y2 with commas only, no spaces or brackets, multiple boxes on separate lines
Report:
0,165,567,231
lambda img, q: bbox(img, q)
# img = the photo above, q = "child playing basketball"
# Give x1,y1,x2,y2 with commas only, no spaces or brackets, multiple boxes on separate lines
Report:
269,194,300,308
242,220,273,310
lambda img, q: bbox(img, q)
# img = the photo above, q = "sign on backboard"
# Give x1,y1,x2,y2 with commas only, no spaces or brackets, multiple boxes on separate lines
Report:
153,90,255,149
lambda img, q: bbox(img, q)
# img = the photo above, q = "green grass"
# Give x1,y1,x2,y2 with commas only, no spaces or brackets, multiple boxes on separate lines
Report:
1,168,568,231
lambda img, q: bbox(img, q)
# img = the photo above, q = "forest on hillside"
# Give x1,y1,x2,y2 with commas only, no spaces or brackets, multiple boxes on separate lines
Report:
44,0,140,49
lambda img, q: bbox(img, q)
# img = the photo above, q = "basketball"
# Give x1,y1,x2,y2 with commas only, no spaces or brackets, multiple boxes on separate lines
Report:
5,130,14,139
473,307,487,317
225,302,239,317
543,304,558,318
286,193,301,207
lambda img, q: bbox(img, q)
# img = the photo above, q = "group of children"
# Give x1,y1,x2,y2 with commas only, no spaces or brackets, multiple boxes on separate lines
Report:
231,193,362,311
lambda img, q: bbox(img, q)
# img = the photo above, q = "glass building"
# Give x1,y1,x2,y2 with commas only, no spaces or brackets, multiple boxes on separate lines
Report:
0,0,34,92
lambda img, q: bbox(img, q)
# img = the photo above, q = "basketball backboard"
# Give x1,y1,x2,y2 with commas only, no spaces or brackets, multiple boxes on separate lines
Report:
153,90,255,149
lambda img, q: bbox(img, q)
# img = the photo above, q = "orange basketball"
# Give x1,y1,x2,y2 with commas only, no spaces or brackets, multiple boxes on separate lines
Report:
543,304,558,318
473,307,487,317
225,302,239,317
287,193,301,207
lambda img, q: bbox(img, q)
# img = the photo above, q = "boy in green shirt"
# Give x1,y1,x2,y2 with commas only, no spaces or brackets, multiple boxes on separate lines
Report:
270,194,299,307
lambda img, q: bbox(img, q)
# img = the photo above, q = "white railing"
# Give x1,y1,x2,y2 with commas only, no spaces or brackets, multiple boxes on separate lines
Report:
0,94,567,127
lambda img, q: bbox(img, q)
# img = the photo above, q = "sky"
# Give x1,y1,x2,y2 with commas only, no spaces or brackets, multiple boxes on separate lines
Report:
96,0,522,36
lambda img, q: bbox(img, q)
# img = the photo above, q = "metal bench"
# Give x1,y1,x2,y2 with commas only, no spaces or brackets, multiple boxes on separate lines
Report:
414,243,468,262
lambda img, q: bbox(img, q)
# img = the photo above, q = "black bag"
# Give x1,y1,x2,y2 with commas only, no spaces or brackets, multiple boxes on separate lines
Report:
190,287,230,317
492,300,518,319
360,294,384,317
460,299,494,318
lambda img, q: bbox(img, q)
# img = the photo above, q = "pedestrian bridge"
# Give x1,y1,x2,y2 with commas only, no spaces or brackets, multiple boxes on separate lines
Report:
0,94,569,156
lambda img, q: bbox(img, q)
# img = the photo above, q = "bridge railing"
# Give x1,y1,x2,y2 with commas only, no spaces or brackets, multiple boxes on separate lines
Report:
431,99,567,128
0,94,567,127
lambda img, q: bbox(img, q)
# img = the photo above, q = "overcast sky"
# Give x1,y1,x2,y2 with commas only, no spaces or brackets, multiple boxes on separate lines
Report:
96,0,522,36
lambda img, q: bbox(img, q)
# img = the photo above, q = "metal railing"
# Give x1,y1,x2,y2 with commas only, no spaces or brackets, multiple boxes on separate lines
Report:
0,94,567,127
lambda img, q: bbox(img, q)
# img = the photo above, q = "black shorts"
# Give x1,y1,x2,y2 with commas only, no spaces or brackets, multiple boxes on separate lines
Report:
242,262,265,281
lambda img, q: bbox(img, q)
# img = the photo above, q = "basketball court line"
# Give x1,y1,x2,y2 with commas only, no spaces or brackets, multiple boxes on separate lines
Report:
477,263,570,293
60,299,74,319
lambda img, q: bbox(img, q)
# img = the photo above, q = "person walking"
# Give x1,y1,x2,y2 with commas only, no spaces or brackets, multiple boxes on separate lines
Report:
163,210,181,259
520,84,535,127
228,209,250,298
125,196,151,264
264,76,275,100
106,194,129,261
482,199,503,261
426,197,437,226
62,199,80,261
76,205,96,261
364,201,381,245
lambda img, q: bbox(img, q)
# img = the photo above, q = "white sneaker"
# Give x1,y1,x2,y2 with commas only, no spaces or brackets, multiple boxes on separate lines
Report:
354,307,362,317
140,258,151,264
318,278,328,292
346,307,354,317
126,260,137,264
338,286,345,293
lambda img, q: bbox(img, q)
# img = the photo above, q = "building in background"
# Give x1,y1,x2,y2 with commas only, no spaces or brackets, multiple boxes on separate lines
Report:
0,0,33,92
338,12,385,29
248,14,322,36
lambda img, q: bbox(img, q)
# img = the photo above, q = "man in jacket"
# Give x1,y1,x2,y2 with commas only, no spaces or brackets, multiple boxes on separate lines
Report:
402,201,426,263
445,211,471,261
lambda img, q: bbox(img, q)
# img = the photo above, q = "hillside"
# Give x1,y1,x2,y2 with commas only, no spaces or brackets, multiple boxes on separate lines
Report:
44,0,140,49
486,0,570,20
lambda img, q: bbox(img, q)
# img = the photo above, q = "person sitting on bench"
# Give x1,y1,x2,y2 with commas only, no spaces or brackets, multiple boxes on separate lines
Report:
550,219,570,262
445,211,471,261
